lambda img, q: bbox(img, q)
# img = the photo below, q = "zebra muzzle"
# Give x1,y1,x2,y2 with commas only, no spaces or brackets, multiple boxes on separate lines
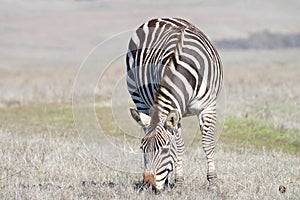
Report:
143,173,161,193
143,173,156,186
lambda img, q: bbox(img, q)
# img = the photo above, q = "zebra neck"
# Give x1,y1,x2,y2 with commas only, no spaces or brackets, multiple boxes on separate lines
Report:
150,104,167,128
150,100,180,128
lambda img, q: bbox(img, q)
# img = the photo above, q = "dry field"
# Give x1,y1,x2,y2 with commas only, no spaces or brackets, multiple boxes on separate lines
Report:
1,0,300,199
1,49,299,199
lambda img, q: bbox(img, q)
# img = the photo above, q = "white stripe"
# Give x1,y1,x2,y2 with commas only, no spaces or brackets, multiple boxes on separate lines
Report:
155,170,168,182
164,76,186,110
180,51,201,70
160,87,182,114
135,103,148,108
177,60,198,82
126,76,136,87
157,97,174,111
131,31,139,47
157,94,172,104
143,23,161,105
183,45,209,69
168,56,193,102
184,31,214,59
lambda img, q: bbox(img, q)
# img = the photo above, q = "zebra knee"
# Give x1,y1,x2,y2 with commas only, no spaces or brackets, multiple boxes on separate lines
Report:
207,173,217,182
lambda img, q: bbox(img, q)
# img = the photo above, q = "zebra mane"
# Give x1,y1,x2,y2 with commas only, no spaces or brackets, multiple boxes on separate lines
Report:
150,104,161,129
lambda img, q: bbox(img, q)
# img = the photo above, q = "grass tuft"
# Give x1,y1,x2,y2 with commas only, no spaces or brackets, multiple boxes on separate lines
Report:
221,118,300,154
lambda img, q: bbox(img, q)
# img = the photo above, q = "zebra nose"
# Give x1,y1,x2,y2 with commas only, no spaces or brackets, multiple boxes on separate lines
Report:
143,173,157,187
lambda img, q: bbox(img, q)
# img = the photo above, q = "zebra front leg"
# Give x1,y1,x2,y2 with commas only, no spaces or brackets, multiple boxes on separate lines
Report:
174,125,184,186
199,107,220,193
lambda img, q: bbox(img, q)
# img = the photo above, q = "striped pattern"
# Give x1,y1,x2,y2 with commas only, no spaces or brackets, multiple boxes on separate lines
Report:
140,121,184,191
127,18,223,191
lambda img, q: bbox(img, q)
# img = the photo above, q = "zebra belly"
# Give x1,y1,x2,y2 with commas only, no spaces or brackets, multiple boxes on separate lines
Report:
184,102,204,117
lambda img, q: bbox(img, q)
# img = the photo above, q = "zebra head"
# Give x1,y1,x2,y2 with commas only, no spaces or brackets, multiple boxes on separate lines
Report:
130,108,180,192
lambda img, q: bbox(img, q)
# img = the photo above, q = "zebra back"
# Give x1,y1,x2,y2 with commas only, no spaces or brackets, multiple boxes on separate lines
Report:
126,18,222,123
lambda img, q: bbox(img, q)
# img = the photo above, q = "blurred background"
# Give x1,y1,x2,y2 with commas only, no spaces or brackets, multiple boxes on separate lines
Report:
1,0,299,101
2,0,299,64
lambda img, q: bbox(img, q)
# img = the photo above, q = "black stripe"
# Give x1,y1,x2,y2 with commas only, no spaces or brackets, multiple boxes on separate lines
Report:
161,18,186,29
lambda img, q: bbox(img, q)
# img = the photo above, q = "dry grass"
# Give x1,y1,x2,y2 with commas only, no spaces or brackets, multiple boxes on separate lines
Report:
1,48,299,199
0,104,299,199
1,47,299,199
0,127,299,199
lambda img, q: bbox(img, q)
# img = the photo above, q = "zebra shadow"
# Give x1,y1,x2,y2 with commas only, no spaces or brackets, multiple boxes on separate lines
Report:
81,180,175,195
133,180,175,194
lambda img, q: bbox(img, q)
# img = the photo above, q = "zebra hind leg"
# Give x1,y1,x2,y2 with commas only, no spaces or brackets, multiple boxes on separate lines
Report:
199,107,220,193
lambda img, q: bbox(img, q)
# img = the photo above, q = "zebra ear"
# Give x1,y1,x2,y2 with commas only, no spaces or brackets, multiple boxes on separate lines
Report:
130,107,151,127
166,110,180,129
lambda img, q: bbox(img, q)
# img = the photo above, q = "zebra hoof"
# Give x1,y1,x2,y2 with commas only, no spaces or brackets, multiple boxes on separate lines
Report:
208,182,220,194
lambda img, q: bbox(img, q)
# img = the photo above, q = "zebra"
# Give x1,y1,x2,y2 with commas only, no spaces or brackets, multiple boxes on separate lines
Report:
126,18,223,193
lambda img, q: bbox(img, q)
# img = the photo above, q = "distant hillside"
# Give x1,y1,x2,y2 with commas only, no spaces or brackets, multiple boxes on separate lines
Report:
215,31,300,50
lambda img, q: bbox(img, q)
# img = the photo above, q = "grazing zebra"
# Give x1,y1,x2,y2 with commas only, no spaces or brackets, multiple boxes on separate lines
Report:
126,18,223,193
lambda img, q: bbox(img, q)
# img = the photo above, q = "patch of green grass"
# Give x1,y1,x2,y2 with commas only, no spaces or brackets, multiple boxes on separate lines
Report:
221,118,300,154
0,104,75,136
95,106,117,134
0,104,73,125
43,105,74,126
1,105,299,155
0,104,127,137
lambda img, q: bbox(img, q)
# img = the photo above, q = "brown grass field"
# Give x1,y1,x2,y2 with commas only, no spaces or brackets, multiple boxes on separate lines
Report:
1,0,299,199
